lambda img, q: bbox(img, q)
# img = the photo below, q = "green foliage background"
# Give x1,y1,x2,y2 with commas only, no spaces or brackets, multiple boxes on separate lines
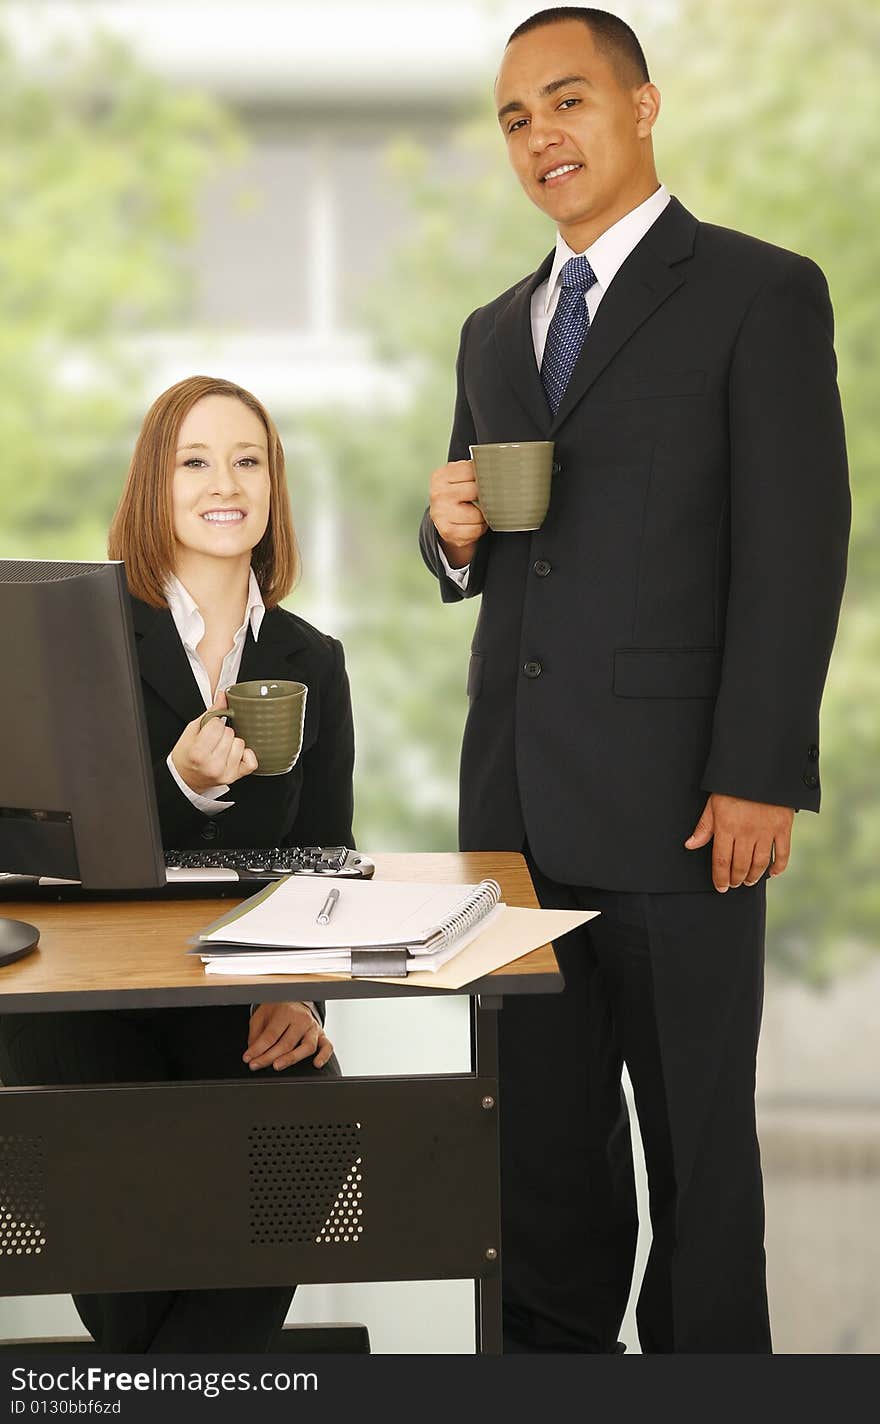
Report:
0,23,239,557
1,0,876,982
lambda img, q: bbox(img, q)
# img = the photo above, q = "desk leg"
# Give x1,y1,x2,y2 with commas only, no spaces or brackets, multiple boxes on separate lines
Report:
472,995,503,1355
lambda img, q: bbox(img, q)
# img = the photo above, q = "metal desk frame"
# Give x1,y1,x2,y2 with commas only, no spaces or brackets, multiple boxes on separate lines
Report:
0,853,561,1354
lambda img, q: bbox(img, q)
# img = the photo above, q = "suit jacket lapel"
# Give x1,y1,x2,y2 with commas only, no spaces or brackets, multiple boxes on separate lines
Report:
133,599,311,723
130,598,204,725
549,197,698,434
238,606,311,682
493,249,555,434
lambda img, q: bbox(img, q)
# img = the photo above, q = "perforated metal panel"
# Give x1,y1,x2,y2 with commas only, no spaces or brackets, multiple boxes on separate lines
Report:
0,1135,47,1257
0,1076,502,1299
248,1122,363,1247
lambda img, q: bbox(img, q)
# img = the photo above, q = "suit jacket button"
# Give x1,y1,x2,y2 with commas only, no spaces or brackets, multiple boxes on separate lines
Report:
200,821,220,841
808,744,819,761
523,660,542,678
533,559,551,577
802,772,819,789
552,461,562,476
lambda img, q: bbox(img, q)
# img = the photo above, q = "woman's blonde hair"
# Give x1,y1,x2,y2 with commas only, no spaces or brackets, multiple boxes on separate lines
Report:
108,374,299,608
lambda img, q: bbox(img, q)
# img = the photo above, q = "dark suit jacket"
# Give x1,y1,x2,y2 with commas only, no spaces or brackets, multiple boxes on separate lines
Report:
420,197,850,892
132,597,355,1026
131,597,355,856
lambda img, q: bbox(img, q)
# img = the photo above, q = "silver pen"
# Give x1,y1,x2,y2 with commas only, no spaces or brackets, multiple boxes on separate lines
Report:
316,887,340,925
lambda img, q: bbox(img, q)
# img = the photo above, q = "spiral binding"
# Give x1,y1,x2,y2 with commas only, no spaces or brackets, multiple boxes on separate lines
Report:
424,878,502,950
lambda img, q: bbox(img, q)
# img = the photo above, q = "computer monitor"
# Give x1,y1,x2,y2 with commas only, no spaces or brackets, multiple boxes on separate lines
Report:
0,559,166,893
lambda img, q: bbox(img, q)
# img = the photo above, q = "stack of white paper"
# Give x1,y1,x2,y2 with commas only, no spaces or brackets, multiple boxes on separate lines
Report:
193,876,505,975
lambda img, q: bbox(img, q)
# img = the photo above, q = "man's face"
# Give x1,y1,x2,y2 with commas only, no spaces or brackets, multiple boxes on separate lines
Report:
496,21,656,237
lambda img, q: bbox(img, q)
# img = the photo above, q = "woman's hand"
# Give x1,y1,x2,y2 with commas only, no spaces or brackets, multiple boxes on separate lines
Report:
243,1001,333,1071
170,689,258,793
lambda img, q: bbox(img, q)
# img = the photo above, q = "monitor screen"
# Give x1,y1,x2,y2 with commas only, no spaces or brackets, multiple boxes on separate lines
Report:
0,559,166,889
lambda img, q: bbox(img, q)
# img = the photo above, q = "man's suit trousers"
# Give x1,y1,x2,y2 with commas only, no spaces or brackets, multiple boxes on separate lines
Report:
499,857,771,1354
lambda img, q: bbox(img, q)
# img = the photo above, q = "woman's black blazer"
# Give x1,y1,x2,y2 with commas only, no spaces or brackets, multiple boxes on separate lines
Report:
130,596,355,855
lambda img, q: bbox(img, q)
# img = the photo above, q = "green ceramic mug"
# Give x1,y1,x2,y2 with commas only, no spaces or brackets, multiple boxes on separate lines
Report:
469,440,555,532
200,680,307,777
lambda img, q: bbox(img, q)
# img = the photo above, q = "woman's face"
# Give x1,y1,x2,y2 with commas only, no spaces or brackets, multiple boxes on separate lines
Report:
171,395,271,569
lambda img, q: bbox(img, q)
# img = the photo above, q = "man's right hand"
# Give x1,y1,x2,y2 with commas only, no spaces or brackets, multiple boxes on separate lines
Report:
170,690,258,794
429,459,489,569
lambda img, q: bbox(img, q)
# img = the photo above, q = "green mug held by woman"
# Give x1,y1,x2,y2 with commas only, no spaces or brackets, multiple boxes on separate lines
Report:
200,679,307,776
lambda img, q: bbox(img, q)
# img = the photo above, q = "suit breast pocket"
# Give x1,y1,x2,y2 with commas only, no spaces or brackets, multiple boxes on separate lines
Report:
613,646,721,698
598,369,707,402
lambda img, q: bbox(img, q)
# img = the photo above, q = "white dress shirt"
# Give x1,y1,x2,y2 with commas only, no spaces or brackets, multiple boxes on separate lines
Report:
164,568,265,814
439,184,671,589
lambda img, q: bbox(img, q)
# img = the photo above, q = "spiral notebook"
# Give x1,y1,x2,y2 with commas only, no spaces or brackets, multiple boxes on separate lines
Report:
192,876,505,976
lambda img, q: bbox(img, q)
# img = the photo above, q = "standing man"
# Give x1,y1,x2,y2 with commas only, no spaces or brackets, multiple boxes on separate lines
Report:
419,8,849,1353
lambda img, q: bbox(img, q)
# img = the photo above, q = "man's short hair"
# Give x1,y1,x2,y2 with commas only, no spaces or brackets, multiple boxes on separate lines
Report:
507,7,650,87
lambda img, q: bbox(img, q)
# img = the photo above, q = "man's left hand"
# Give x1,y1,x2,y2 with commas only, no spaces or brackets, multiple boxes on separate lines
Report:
243,1001,333,1071
685,793,795,893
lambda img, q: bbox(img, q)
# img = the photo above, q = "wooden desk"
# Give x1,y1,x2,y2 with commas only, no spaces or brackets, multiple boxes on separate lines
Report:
0,852,561,1012
0,852,561,1353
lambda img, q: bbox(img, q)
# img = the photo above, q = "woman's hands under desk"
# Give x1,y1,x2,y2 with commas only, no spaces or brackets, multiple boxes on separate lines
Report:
243,1001,333,1071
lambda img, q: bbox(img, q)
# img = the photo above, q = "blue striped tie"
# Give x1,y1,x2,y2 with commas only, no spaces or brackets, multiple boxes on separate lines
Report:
540,254,598,414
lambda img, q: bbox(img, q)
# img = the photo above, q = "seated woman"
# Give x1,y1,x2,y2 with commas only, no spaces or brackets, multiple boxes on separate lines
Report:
0,375,355,1351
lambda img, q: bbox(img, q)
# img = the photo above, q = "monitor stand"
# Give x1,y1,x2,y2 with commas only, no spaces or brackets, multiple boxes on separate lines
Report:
0,917,40,966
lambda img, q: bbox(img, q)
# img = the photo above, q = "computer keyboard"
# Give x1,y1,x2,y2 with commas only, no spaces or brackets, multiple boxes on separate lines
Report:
0,845,374,902
165,845,374,879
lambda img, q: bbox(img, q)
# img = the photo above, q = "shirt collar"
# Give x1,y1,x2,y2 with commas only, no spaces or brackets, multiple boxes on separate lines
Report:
544,182,671,313
164,568,266,651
